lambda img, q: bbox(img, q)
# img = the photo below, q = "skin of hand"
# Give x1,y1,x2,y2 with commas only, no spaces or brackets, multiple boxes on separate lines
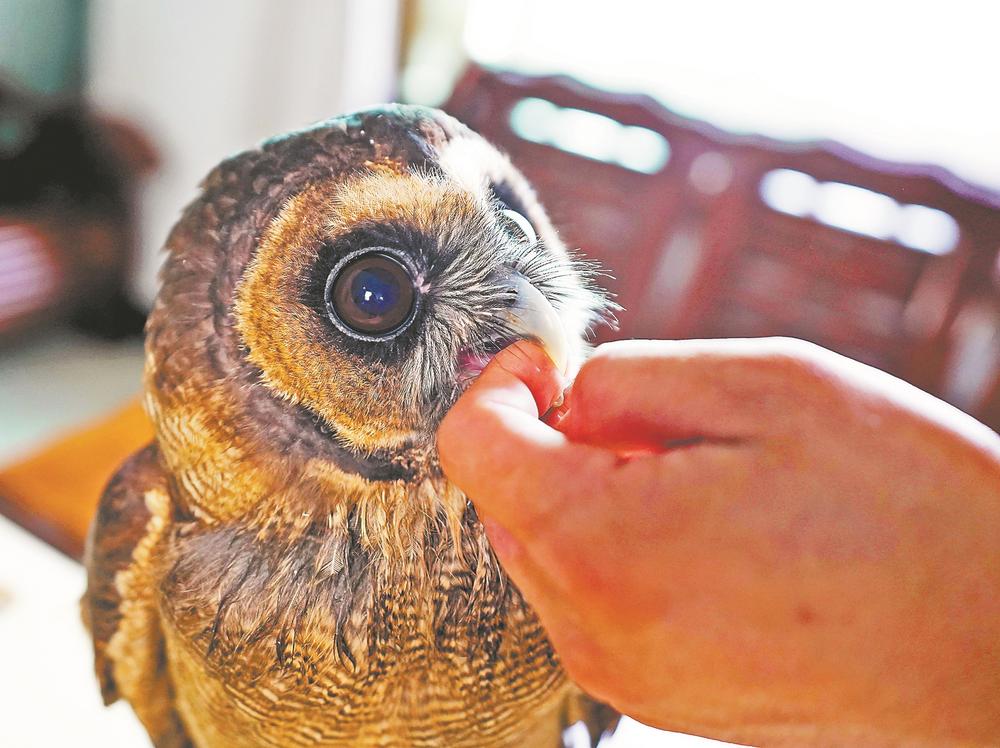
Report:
437,338,1000,747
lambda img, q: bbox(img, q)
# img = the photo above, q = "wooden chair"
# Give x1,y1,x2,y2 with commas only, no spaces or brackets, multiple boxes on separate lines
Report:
445,65,1000,430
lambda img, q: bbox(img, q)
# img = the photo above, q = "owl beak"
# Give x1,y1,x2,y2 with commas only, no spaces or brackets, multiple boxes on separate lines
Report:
503,272,570,374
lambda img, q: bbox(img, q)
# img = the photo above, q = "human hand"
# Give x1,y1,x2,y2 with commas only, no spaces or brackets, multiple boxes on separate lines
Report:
437,338,1000,746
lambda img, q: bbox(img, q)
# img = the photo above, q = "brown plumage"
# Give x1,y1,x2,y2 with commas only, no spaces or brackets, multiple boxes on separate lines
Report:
83,105,617,747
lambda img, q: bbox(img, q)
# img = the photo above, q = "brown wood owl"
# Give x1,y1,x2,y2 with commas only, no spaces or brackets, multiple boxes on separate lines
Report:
83,106,617,747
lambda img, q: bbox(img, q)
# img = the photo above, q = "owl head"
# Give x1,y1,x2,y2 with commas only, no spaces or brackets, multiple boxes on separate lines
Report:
145,106,611,505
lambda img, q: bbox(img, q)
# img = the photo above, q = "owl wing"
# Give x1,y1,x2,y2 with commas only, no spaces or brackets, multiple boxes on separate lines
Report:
82,444,193,748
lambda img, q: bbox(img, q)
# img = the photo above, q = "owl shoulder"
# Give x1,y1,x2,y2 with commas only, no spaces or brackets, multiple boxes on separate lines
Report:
82,444,173,704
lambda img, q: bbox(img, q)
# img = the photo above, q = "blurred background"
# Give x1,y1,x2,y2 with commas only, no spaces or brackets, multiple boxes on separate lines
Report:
0,0,997,745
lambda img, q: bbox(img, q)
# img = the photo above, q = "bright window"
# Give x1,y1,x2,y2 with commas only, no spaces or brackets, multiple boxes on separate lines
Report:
453,0,999,191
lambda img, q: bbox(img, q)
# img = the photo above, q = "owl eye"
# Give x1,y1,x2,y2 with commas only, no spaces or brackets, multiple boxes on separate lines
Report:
325,249,417,339
499,208,537,244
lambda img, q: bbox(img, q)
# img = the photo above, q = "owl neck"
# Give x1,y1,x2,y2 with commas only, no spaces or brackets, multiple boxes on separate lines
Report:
312,438,419,483
145,387,456,533
161,429,468,560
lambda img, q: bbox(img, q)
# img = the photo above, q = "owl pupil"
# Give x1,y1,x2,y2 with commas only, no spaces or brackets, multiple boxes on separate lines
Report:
352,268,398,315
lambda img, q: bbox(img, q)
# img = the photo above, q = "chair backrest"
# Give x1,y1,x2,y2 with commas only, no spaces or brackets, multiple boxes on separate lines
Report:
445,65,1000,430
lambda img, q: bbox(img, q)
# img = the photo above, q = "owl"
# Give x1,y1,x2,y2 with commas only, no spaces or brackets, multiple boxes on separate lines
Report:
83,105,617,747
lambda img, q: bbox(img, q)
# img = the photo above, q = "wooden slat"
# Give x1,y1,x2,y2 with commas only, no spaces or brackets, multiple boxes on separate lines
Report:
445,65,1000,431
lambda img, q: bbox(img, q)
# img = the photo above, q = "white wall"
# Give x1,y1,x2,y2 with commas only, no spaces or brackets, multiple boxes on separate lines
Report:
86,0,400,306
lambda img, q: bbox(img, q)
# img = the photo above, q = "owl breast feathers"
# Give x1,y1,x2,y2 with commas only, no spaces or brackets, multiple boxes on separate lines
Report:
83,105,617,748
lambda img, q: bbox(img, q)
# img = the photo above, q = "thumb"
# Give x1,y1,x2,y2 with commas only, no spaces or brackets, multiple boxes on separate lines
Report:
437,340,562,505
438,345,599,634
437,340,615,534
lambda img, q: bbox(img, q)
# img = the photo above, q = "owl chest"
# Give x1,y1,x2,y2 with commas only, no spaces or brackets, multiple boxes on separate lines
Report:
156,521,568,747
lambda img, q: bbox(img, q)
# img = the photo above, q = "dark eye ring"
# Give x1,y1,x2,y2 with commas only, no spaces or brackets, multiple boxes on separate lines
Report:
324,247,419,341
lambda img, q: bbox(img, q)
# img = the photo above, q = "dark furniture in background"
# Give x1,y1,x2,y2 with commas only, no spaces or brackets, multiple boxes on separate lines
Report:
0,78,154,344
446,65,1000,431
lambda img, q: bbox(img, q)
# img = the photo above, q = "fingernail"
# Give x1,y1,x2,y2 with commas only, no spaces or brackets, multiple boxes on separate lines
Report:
542,387,572,427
